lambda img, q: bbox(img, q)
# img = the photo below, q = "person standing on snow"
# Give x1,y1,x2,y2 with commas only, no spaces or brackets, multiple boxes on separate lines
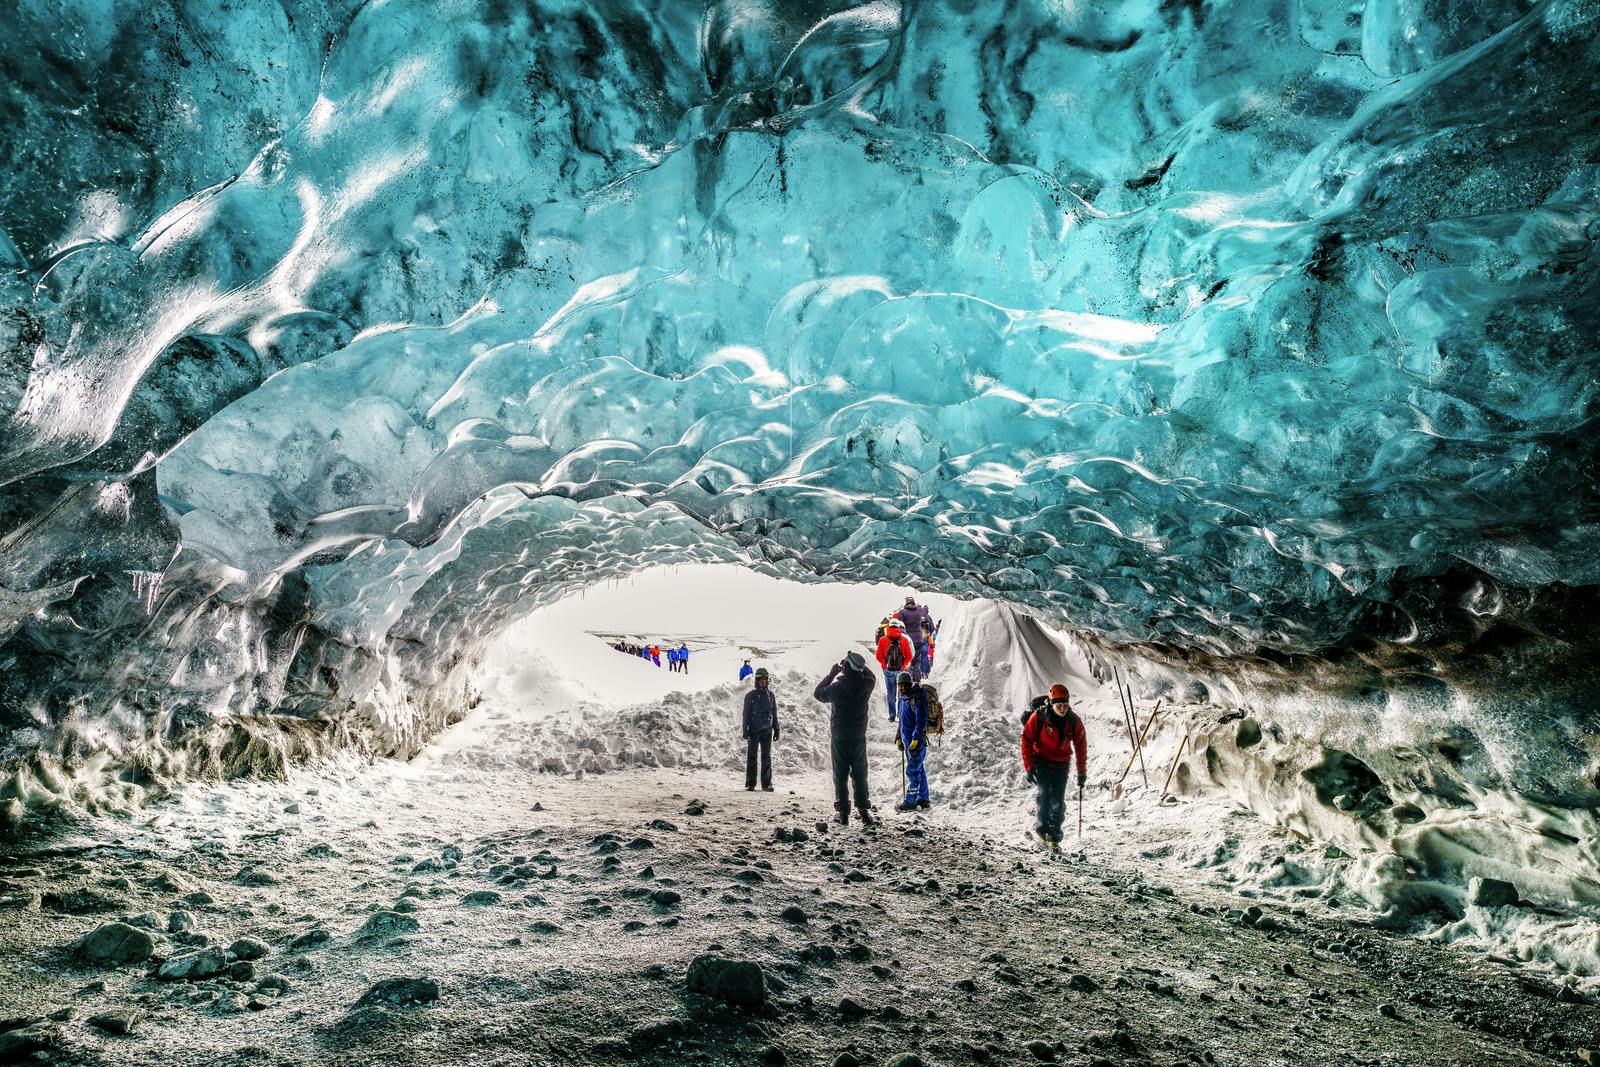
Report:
814,651,878,826
742,667,780,792
896,596,935,679
677,643,690,675
876,621,914,717
893,671,932,812
738,659,753,681
650,644,661,667
1021,683,1088,845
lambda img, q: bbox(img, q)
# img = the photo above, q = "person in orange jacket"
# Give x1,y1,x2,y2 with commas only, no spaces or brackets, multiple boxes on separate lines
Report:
875,622,913,719
1021,683,1088,845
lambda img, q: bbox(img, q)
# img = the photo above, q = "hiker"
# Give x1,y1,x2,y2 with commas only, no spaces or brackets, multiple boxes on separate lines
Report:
742,668,779,791
814,651,878,826
677,643,690,675
738,659,753,681
893,671,931,812
650,645,661,667
876,621,913,718
668,646,681,673
1021,683,1087,845
896,596,934,678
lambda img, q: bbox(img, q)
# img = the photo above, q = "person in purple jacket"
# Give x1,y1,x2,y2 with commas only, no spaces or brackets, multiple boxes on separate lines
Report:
896,596,935,679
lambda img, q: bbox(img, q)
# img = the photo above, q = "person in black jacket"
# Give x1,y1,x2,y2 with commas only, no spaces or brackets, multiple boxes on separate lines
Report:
814,651,878,826
742,667,780,791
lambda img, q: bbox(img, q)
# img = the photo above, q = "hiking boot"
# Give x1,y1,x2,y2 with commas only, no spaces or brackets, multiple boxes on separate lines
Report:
762,785,775,792
857,809,878,827
894,801,918,813
745,785,755,791
917,799,931,810
834,811,849,826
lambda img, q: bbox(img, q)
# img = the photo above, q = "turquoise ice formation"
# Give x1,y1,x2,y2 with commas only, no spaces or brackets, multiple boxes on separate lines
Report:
0,0,1597,817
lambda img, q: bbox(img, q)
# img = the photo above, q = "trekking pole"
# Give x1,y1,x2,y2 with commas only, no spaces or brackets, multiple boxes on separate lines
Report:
1077,784,1084,839
1114,668,1150,789
1159,731,1190,803
1112,666,1137,749
1113,700,1164,790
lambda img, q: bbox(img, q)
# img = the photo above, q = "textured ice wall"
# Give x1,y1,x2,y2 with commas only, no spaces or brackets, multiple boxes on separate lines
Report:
1,0,1598,824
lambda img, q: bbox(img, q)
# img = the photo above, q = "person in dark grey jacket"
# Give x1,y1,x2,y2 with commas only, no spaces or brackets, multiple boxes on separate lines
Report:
742,667,780,791
814,651,878,826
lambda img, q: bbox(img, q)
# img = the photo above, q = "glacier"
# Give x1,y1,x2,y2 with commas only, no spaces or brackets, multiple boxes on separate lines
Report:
0,0,1597,840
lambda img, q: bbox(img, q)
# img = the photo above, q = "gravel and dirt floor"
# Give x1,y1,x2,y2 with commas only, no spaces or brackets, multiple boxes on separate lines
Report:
2,757,1596,1067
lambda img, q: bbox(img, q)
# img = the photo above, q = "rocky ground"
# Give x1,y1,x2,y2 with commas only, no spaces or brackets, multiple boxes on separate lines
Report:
2,761,1596,1067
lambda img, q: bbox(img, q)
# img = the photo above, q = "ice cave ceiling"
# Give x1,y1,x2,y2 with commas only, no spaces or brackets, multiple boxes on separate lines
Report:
1,0,1598,802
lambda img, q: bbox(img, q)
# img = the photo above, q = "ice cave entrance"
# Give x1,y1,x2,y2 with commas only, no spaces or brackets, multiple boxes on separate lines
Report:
469,565,969,732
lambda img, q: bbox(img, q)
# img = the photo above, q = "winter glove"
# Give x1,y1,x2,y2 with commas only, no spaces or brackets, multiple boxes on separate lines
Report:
742,731,749,740
895,737,904,751
773,726,781,741
1025,769,1037,785
1076,773,1085,791
908,738,921,754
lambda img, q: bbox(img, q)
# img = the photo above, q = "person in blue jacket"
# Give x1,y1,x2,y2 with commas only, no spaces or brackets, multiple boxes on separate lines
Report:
893,671,931,812
677,643,690,674
738,659,753,681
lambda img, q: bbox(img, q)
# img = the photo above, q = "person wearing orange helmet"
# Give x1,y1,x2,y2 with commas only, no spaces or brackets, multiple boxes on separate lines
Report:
1021,683,1087,845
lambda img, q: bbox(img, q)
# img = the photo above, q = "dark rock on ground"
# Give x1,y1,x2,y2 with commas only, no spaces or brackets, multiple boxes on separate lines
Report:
41,889,125,915
1024,1038,1057,1061
0,1023,59,1058
1467,877,1520,907
460,890,502,906
686,954,767,1008
228,937,269,961
357,911,422,939
72,922,157,967
356,977,440,1009
289,929,332,951
157,947,230,981
87,1009,140,1035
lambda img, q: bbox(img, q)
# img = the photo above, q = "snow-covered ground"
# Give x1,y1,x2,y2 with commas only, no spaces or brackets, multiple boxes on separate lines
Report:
1,567,1596,1064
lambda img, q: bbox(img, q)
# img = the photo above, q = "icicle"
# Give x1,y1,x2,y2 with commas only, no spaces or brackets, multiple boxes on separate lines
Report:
129,570,165,615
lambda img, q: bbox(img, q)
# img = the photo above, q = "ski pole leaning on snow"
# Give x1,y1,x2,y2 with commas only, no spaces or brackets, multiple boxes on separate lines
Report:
1112,666,1141,784
1159,731,1190,803
1112,699,1163,793
1114,667,1151,789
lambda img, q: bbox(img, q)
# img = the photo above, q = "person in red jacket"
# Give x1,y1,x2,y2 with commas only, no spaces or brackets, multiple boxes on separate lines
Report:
875,623,914,719
1021,683,1087,845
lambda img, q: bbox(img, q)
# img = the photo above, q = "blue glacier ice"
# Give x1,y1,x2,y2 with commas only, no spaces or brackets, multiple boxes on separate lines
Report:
0,0,1597,827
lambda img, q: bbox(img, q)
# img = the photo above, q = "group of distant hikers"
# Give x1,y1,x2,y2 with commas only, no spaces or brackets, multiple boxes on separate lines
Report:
610,640,691,673
735,595,1087,845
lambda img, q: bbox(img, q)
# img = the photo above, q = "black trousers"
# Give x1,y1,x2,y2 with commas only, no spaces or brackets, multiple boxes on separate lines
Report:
831,730,869,814
745,730,773,789
1035,761,1069,837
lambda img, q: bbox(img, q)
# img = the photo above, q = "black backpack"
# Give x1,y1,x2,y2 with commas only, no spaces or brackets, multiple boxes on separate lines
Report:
885,638,906,672
1022,697,1077,737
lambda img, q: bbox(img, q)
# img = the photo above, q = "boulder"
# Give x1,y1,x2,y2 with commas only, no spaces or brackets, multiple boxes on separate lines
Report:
157,946,229,981
228,937,269,961
1467,876,1520,908
72,922,157,968
355,977,439,1008
686,954,767,1008
86,1009,140,1036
